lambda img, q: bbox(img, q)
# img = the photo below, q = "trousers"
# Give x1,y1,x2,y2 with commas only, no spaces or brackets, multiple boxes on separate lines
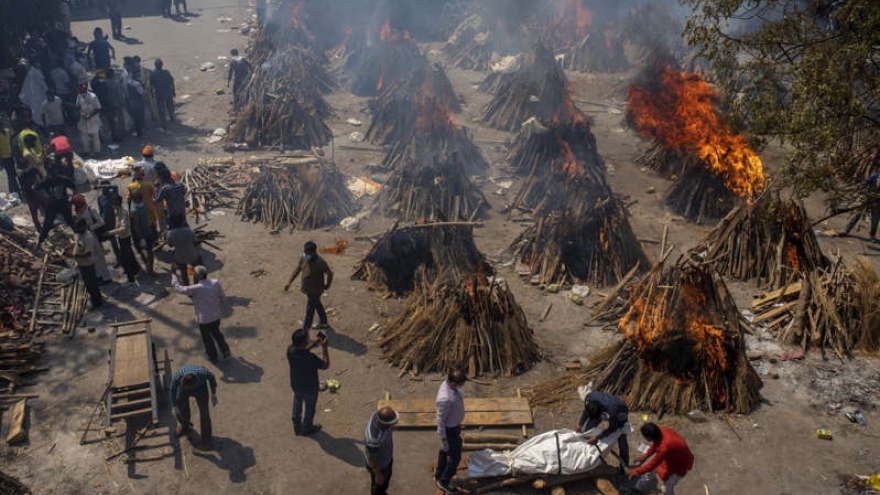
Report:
303,294,327,330
366,461,393,495
292,391,318,432
39,199,74,243
174,389,212,442
198,319,230,362
435,426,462,484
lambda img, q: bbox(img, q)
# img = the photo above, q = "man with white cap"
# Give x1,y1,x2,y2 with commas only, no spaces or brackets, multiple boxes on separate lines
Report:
171,264,231,363
365,405,398,495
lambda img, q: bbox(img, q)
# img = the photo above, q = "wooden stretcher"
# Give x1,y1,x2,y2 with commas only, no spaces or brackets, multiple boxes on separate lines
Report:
105,318,163,428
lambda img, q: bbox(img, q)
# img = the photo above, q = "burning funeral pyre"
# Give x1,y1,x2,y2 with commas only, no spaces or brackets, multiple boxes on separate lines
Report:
627,58,765,223
691,189,828,289
350,19,427,97
380,273,539,377
506,108,647,286
373,97,488,222
443,8,530,71
532,259,762,414
546,0,629,73
352,223,492,295
365,63,461,145
479,44,575,132
228,10,335,149
237,158,354,231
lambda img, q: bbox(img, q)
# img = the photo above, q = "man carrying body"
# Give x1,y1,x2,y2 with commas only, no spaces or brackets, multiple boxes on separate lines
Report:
171,265,230,363
625,423,694,495
286,328,329,436
576,390,631,469
284,241,333,330
365,406,398,495
435,370,467,494
170,365,218,446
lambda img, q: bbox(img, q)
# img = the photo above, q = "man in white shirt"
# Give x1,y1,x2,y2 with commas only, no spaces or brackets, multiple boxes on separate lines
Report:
42,90,65,135
75,83,101,155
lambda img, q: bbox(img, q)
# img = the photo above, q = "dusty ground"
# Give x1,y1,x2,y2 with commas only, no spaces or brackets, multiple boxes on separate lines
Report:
2,1,879,494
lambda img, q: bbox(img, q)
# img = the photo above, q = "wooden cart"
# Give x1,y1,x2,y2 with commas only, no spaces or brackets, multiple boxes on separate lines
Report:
105,318,164,428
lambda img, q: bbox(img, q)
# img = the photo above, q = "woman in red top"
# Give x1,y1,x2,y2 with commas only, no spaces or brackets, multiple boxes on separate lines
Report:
626,423,694,495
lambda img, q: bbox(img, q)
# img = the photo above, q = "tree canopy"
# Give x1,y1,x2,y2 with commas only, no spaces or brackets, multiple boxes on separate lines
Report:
682,0,880,203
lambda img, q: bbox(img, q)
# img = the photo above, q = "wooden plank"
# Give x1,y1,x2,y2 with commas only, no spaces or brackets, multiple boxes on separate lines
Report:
751,281,802,308
378,398,531,413
381,410,532,428
114,331,151,389
108,317,154,327
5,399,28,444
753,301,797,324
110,408,153,421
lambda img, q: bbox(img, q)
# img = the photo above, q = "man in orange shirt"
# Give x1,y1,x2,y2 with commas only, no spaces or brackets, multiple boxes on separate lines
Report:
127,163,163,232
626,423,694,495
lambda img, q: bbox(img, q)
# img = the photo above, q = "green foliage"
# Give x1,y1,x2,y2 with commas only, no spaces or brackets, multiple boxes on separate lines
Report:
682,0,880,203
0,0,63,67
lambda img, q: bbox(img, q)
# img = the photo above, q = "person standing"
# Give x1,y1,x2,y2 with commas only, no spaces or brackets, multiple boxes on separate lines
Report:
96,181,121,263
136,145,157,184
171,264,231,363
227,49,251,109
75,83,101,156
20,168,46,235
41,90,65,135
166,216,201,284
158,0,172,17
286,328,329,436
48,133,75,179
169,365,218,446
127,163,162,232
365,406,398,495
86,28,115,70
71,219,105,309
173,0,188,16
154,163,187,227
72,194,113,283
108,0,123,40
842,171,880,243
125,76,145,137
625,423,694,495
107,194,140,283
20,133,46,178
134,56,156,123
0,118,17,195
101,70,126,143
150,59,175,128
283,241,333,330
129,191,156,275
576,391,631,469
435,370,467,494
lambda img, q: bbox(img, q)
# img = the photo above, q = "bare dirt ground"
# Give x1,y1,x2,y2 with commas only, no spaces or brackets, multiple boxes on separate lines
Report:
2,1,879,494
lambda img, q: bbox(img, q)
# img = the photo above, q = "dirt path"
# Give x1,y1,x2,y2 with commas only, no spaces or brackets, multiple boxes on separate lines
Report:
2,2,879,495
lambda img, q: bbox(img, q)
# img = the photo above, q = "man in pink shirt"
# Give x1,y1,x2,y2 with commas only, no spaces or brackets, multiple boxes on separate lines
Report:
171,264,231,363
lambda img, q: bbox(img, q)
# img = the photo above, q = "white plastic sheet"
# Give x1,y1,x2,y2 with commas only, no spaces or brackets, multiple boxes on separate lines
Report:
467,427,628,478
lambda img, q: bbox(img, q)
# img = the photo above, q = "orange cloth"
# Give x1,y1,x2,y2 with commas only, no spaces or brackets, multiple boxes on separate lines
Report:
632,427,694,481
127,179,163,226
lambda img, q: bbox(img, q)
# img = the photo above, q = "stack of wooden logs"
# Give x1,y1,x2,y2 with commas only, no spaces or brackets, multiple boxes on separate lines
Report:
665,166,740,224
550,18,630,73
350,27,427,97
380,273,539,377
180,160,241,217
443,12,526,71
691,190,828,288
237,158,354,231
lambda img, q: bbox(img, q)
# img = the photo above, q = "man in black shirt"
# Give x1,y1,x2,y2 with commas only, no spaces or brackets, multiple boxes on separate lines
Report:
150,59,176,127
227,49,251,109
286,328,329,436
36,168,76,244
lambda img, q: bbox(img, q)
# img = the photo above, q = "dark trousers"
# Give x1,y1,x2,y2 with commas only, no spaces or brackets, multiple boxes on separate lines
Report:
435,426,462,484
845,201,880,239
174,0,187,14
292,391,318,431
303,294,327,329
155,93,175,126
129,106,145,136
174,389,212,442
117,236,141,282
159,0,171,16
77,263,104,307
54,152,74,178
616,433,630,466
109,12,122,38
102,107,125,142
39,199,74,243
367,461,393,495
1,158,18,194
198,319,230,362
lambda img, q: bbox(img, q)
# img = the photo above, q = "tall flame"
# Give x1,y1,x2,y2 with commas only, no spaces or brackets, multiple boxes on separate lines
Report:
627,65,765,198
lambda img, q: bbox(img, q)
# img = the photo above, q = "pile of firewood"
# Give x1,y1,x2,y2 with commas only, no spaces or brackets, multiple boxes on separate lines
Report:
237,160,354,231
479,44,575,132
665,166,741,224
550,17,630,73
443,13,527,71
533,260,763,414
380,274,539,377
751,257,880,356
352,222,492,294
635,141,703,180
350,26,427,97
180,161,240,216
366,64,461,145
692,190,828,288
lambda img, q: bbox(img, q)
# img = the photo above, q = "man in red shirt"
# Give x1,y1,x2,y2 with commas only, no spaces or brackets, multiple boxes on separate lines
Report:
626,423,694,495
48,133,75,179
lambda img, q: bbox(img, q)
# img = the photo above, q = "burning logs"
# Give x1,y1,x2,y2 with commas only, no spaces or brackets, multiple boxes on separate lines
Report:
379,274,539,377
548,0,629,74
479,45,575,132
352,222,492,295
237,161,354,231
534,260,762,413
692,190,828,288
350,21,427,97
665,167,740,224
509,193,647,287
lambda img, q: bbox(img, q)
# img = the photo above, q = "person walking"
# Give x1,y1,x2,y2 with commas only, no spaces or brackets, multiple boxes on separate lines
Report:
48,133,75,179
72,219,105,309
75,83,101,156
166,216,201,284
576,391,632,469
435,370,467,494
150,59,175,128
107,194,140,283
227,49,251,109
171,264,231,363
86,28,115,70
365,406,398,495
19,167,45,235
286,328,329,436
625,423,694,495
35,169,76,244
283,241,333,330
108,0,123,40
169,365,218,446
842,171,880,243
127,163,162,232
72,194,113,284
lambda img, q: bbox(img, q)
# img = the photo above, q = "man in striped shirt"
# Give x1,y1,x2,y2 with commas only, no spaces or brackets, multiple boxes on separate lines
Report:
169,365,218,445
435,370,467,494
364,406,398,495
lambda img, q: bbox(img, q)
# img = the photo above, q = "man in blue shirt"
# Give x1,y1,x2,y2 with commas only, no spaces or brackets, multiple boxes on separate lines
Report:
286,328,329,436
576,391,631,468
364,406,398,495
86,28,114,70
169,365,218,445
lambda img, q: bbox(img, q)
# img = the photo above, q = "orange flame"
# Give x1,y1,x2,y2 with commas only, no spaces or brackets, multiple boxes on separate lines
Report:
414,96,459,133
379,18,411,42
556,136,584,179
627,65,765,198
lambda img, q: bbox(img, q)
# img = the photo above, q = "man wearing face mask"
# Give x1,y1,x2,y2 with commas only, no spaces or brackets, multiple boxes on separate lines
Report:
283,241,334,331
